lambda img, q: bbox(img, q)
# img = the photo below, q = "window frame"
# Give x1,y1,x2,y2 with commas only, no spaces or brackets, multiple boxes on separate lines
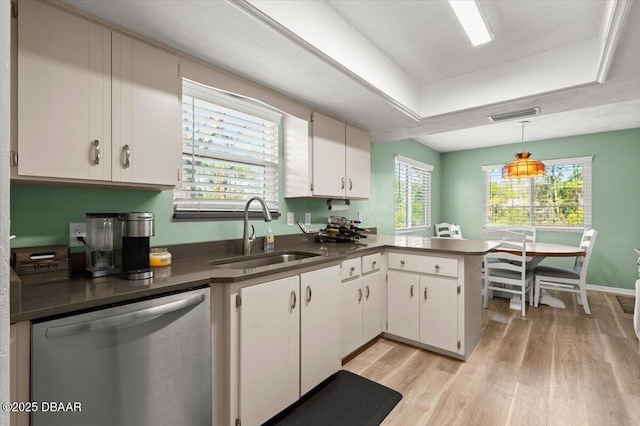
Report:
482,155,592,232
394,155,434,233
174,79,282,220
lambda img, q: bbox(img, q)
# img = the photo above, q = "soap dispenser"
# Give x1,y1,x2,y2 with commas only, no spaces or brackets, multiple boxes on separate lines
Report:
264,228,275,251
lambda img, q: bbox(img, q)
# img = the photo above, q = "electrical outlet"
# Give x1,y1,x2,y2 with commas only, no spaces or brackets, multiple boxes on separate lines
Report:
287,212,294,226
69,223,86,247
304,213,311,225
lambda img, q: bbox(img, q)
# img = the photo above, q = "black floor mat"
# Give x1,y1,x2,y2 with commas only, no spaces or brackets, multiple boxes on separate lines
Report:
264,370,402,426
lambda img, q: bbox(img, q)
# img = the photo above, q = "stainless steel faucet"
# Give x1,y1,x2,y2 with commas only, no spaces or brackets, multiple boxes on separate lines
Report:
243,197,273,255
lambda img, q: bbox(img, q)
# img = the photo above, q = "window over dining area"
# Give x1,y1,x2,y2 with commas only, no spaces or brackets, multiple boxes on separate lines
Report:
482,156,592,230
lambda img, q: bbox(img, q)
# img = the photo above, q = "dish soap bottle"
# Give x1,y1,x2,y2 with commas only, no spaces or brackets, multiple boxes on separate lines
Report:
264,228,275,252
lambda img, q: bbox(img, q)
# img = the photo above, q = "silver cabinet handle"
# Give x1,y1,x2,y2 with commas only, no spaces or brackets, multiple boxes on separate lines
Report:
341,177,345,189
400,260,405,266
358,288,363,302
92,140,100,165
122,144,131,169
410,284,414,297
350,266,355,275
46,294,205,339
349,178,353,190
365,285,370,300
290,290,297,310
435,264,440,271
306,285,312,304
424,287,428,300
372,261,377,268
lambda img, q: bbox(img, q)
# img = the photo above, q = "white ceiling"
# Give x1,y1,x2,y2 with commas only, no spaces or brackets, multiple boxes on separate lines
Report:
63,0,640,152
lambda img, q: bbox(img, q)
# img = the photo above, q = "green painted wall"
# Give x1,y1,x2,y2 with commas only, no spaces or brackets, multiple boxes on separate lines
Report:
10,139,440,250
13,125,636,291
441,127,640,290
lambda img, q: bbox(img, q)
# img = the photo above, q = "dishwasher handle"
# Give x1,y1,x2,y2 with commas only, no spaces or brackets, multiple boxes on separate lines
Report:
46,293,206,339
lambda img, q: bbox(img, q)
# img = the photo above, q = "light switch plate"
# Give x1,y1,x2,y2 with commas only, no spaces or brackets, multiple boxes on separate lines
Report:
304,213,311,225
287,212,294,226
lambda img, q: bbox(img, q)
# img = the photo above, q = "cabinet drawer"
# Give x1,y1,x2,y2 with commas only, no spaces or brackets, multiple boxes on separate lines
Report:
341,258,361,281
388,252,458,278
361,253,382,274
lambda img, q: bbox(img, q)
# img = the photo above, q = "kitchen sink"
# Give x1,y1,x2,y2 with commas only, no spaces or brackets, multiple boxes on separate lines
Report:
210,251,320,270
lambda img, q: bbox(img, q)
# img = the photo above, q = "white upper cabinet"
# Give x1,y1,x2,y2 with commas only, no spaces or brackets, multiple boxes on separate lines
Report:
284,111,371,199
345,124,371,199
112,33,180,186
18,0,112,181
311,112,346,198
16,0,180,188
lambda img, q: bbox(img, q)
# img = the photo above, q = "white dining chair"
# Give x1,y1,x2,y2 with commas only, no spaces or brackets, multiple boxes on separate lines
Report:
505,225,536,242
434,222,453,237
483,229,533,316
450,224,463,239
533,229,598,314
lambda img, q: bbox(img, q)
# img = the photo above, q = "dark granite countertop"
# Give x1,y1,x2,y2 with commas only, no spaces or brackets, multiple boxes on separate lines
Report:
10,234,498,324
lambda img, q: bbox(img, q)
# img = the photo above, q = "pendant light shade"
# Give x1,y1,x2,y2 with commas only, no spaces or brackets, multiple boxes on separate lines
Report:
502,121,545,179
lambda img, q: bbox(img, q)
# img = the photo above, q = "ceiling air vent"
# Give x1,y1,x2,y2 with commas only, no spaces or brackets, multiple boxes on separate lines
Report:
487,107,541,122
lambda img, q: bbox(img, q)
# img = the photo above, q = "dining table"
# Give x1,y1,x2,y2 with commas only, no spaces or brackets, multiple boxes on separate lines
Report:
489,241,586,310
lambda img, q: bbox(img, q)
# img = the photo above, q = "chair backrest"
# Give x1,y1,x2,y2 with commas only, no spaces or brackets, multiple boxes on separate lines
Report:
483,229,528,279
574,228,597,280
505,225,536,242
450,224,463,239
435,222,453,237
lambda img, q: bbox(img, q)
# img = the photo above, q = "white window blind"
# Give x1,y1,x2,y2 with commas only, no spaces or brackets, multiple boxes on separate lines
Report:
482,156,592,230
395,155,433,231
175,80,282,216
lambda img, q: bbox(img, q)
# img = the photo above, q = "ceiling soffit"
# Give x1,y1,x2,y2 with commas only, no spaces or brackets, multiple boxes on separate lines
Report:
241,0,634,120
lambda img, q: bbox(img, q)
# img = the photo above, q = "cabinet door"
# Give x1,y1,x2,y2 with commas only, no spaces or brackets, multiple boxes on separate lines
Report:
387,271,419,341
345,125,370,199
419,277,458,353
300,265,341,395
362,272,384,343
311,112,346,197
18,0,111,181
341,278,363,358
239,276,300,426
112,34,180,186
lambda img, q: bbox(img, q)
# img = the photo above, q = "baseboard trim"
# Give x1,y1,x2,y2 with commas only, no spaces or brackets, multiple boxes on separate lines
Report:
586,283,635,296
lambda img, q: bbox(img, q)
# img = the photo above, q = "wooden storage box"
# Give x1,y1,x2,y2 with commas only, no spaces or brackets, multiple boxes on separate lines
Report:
11,245,69,284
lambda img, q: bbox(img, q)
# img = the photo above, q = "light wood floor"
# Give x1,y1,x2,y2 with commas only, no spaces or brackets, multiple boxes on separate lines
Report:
343,290,640,426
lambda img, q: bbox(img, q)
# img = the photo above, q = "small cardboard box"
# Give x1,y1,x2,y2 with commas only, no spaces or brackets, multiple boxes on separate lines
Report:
11,245,69,284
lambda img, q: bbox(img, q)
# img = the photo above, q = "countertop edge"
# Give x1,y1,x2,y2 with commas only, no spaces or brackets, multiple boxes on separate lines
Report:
11,237,496,323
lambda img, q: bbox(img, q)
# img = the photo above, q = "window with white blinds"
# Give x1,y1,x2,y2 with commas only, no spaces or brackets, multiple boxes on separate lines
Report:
395,155,433,231
174,79,282,217
482,156,592,230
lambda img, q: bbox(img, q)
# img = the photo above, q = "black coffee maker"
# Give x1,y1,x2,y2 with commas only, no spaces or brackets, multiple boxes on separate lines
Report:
114,212,154,280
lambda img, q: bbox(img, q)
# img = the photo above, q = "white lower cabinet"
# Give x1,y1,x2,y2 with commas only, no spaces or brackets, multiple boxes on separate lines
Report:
239,276,300,426
386,251,470,358
386,271,420,341
340,254,384,358
300,267,342,395
236,265,340,426
419,277,459,353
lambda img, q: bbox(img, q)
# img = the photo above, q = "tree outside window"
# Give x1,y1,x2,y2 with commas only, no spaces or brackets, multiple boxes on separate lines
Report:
483,156,592,229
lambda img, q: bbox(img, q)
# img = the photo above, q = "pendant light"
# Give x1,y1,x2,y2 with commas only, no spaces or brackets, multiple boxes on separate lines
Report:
502,121,545,179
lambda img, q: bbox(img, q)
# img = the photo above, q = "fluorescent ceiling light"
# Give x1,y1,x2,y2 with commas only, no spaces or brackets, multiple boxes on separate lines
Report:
448,0,493,46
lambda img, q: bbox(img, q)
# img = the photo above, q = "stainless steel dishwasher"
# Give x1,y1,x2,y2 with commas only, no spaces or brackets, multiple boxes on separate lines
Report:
31,286,211,426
